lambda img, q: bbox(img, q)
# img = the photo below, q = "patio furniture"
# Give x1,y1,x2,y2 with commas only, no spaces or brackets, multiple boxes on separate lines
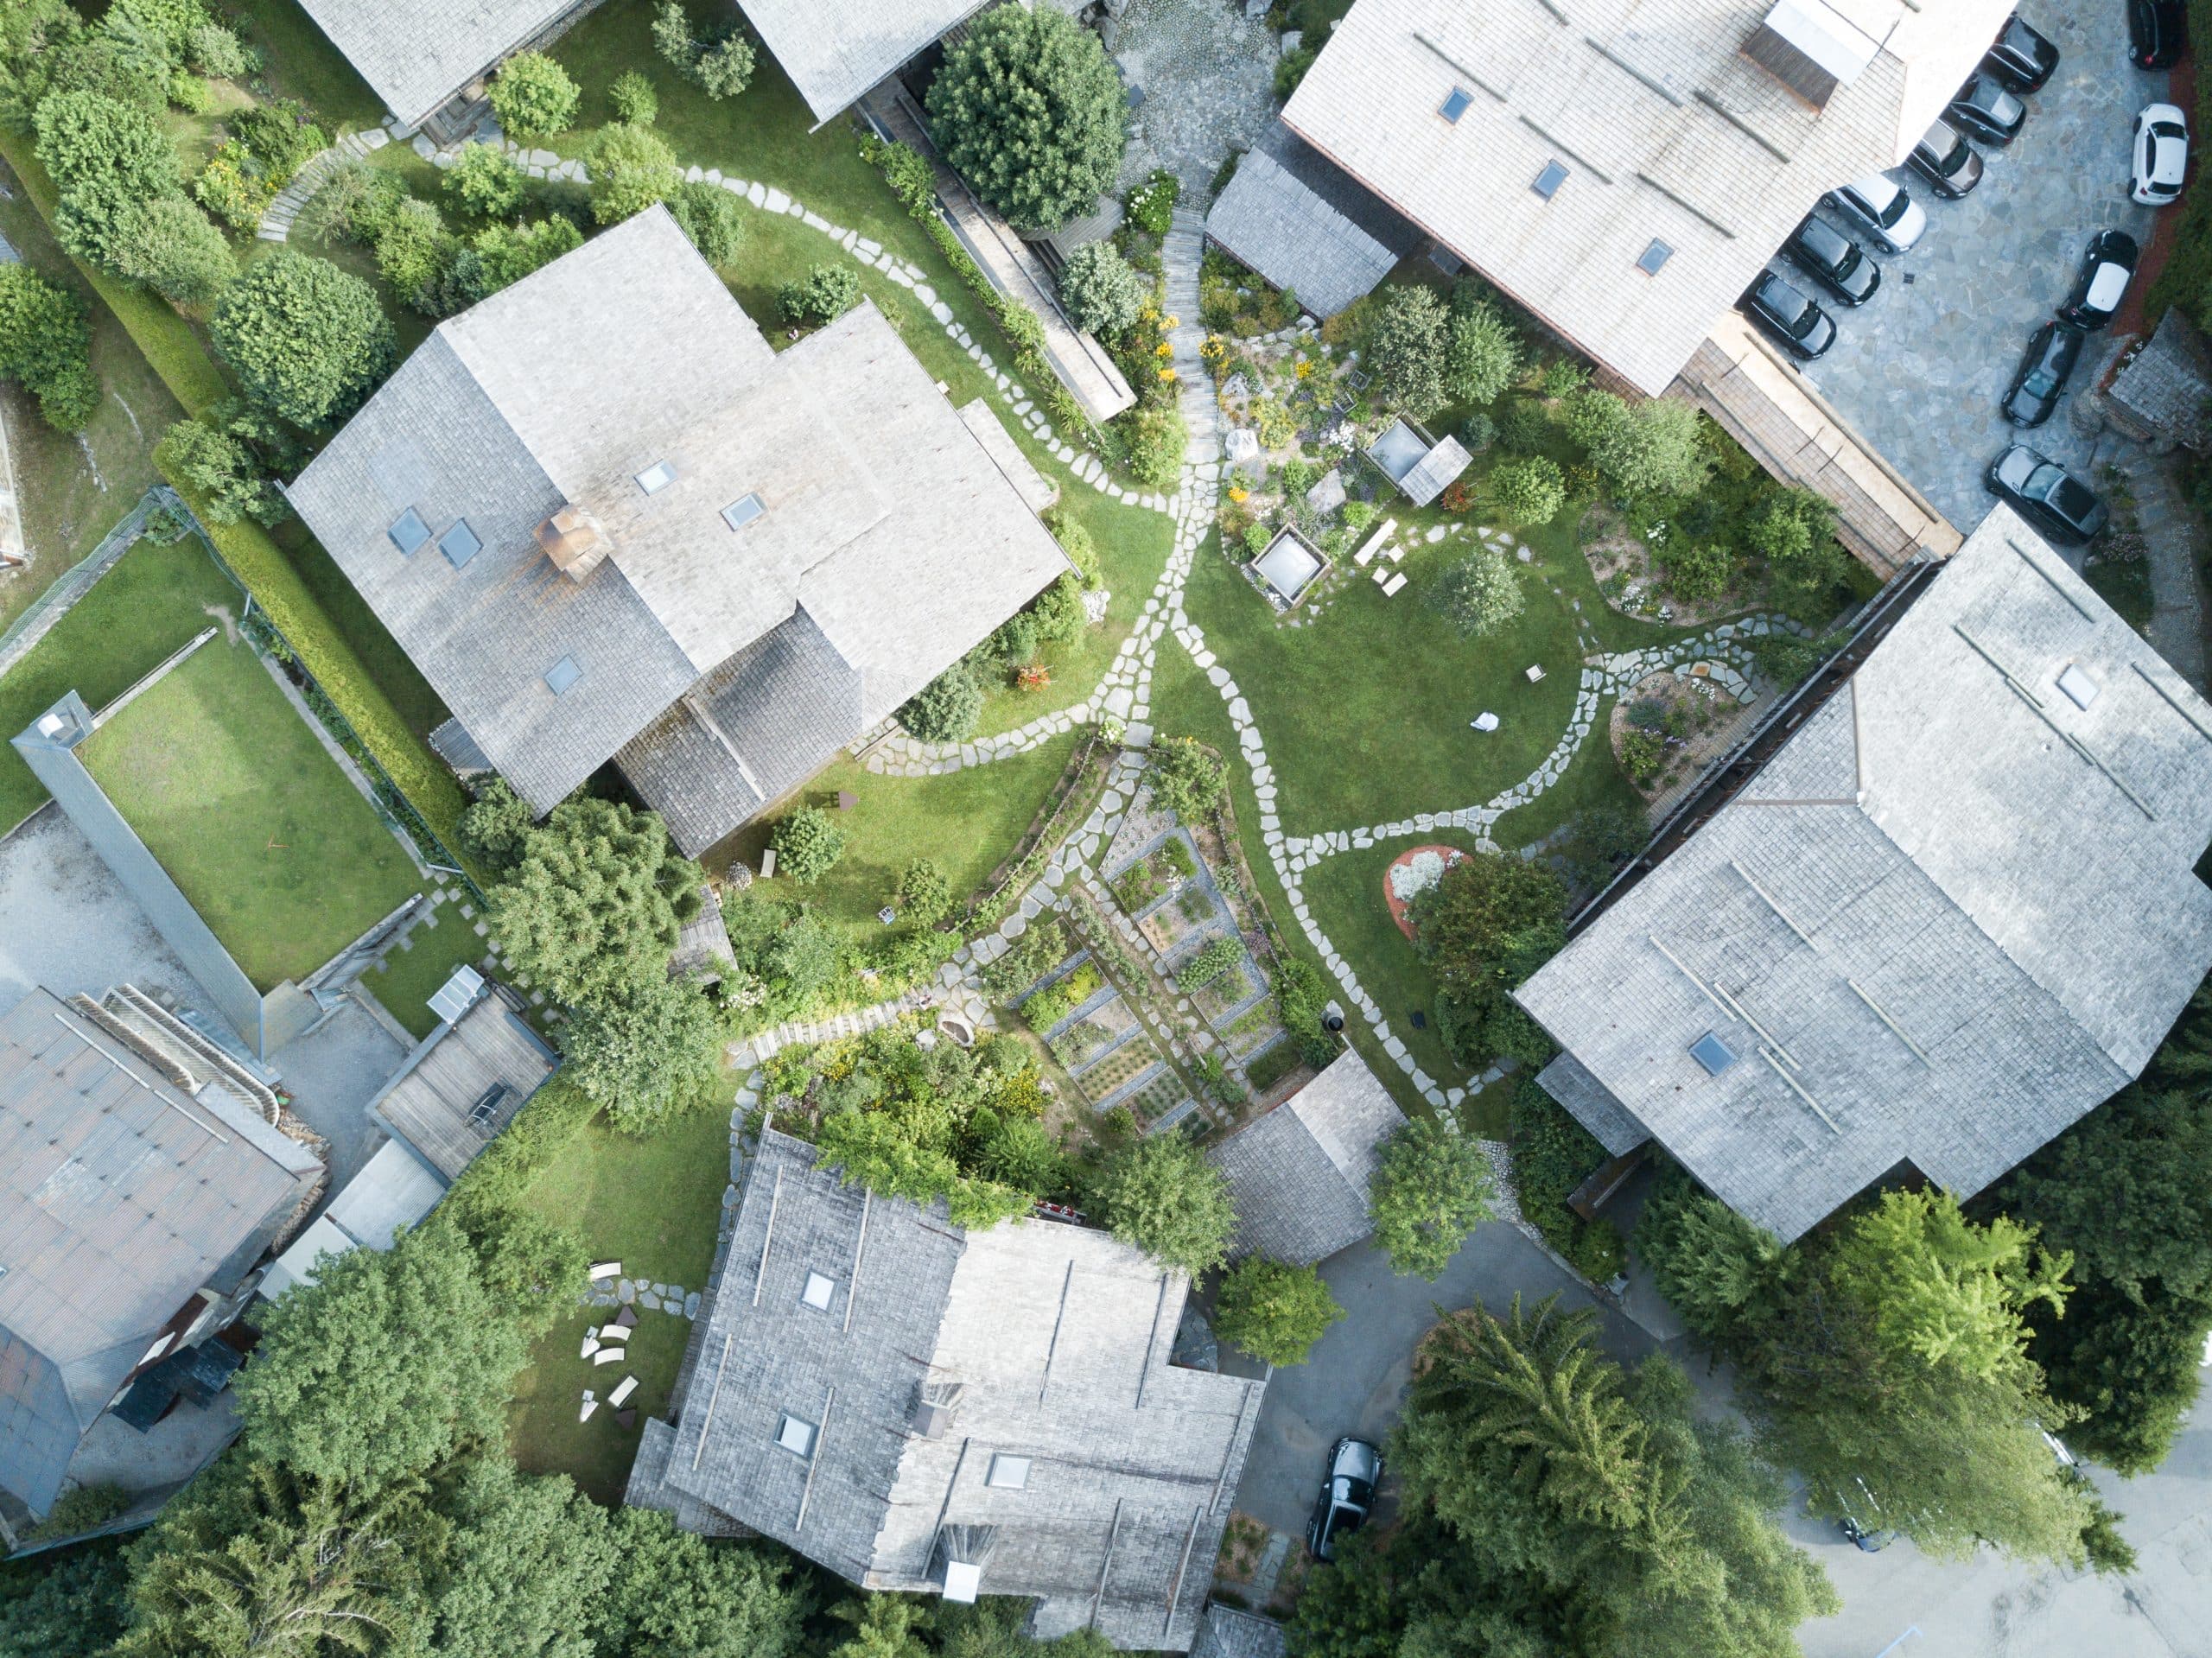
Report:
760,848,777,879
579,1399,598,1422
1351,519,1397,565
608,1375,639,1407
837,791,858,810
1355,545,1376,568
1381,572,1408,597
588,1261,621,1280
594,1347,626,1365
1471,711,1500,733
1526,664,1546,683
581,1336,600,1360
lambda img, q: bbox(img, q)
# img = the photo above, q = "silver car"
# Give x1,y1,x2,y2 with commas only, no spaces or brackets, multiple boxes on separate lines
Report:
1825,174,1929,253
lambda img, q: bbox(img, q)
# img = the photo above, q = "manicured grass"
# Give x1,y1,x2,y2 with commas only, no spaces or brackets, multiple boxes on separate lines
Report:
360,909,492,1039
715,734,1081,936
507,1305,692,1507
0,534,243,831
82,632,423,989
519,1104,734,1293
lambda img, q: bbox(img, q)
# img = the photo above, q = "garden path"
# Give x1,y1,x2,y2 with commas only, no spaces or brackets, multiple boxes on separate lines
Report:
254,124,391,242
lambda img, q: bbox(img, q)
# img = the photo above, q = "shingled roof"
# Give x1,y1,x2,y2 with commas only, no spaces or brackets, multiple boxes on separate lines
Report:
1209,1048,1406,1266
737,0,990,124
293,0,588,130
1205,124,1421,318
628,1129,1262,1650
0,989,322,1516
1515,505,2212,1241
287,207,1065,853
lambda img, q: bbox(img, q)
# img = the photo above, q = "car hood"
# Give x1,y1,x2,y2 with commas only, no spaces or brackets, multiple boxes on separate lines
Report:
1330,1440,1382,1483
1993,447,2039,489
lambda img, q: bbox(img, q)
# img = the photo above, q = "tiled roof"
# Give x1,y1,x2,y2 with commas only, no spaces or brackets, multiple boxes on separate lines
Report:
737,0,991,124
294,0,588,129
1208,1049,1406,1266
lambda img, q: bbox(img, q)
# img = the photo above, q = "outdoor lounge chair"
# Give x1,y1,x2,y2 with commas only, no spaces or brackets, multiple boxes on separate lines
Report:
609,1375,639,1407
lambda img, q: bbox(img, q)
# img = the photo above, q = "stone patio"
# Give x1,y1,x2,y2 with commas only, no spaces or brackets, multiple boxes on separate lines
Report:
1109,0,1282,193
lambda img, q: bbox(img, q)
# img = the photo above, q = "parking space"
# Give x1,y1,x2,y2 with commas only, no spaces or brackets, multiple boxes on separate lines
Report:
1784,3,2171,534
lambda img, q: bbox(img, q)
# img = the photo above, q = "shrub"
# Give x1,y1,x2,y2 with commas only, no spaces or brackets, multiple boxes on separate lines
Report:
925,6,1126,234
167,67,210,111
34,90,180,272
1509,1078,1622,1279
1619,728,1667,786
778,262,863,327
1748,629,1843,689
1044,505,1102,587
1461,410,1497,453
155,414,289,525
608,68,658,124
488,51,579,141
1030,573,1088,646
1660,538,1737,601
987,610,1039,670
1058,241,1147,338
1274,41,1319,98
899,661,983,741
209,249,397,427
1444,286,1520,406
1126,168,1179,235
982,917,1068,998
1175,934,1243,994
444,140,525,217
1579,393,1711,500
1367,283,1448,419
48,27,171,111
1428,543,1524,636
474,215,582,290
690,33,756,98
1488,455,1567,526
1149,736,1227,823
1495,397,1550,454
373,195,452,302
1539,356,1588,398
229,98,324,181
560,975,721,1130
771,805,847,885
871,137,936,213
668,178,742,265
588,121,680,224
1089,1134,1236,1279
108,0,209,54
187,19,244,77
1115,400,1185,489
1558,801,1646,891
295,156,407,247
897,859,954,925
1216,1257,1344,1366
192,140,272,230
0,263,99,432
112,194,232,305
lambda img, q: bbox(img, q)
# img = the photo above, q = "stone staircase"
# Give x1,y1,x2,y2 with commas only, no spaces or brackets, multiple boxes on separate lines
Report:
257,127,391,243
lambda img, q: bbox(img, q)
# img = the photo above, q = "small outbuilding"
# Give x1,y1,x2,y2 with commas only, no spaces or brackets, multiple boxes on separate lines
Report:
1207,1047,1408,1266
367,974,557,1182
1366,417,1471,507
1252,526,1329,607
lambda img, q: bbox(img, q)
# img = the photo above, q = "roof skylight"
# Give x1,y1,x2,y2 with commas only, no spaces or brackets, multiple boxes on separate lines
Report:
1637,239,1674,276
986,1454,1031,1490
1689,1031,1738,1076
801,1271,836,1312
776,1413,817,1458
635,461,677,494
2056,663,2101,710
388,507,430,555
543,656,582,696
1439,86,1472,123
1532,161,1569,200
721,492,766,531
439,519,482,569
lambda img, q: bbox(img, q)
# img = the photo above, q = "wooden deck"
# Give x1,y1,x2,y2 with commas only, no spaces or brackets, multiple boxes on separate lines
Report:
370,992,557,1180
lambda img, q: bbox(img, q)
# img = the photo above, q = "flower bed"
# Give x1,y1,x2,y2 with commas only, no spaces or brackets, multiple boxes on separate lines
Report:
1110,835,1196,918
1020,960,1103,1033
1138,885,1216,955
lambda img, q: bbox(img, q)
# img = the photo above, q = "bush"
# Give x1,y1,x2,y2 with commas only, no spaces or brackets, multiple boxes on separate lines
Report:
1460,410,1497,454
1488,455,1567,526
1114,400,1185,489
475,215,582,290
1495,397,1550,454
690,33,756,98
488,51,579,141
1149,736,1227,823
187,19,244,78
1126,168,1179,235
1659,538,1738,602
48,27,170,111
373,195,451,302
1444,286,1520,406
898,661,983,741
588,121,680,224
112,194,232,305
167,68,210,112
1428,543,1523,636
191,140,272,230
871,137,936,214
1175,934,1243,994
444,140,524,218
1216,1257,1344,1366
608,68,658,124
295,156,406,247
1368,283,1448,419
668,178,742,265
1509,1078,1620,1277
1558,801,1646,890
897,858,954,925
1618,728,1666,786
1044,505,1102,587
229,98,324,181
560,975,721,1131
771,805,846,885
1089,1134,1236,1279
1058,241,1147,338
34,90,180,272
155,413,289,525
210,249,396,428
1578,393,1711,500
1274,42,1319,99
0,263,99,431
778,261,863,327
925,5,1126,234
1030,573,1087,646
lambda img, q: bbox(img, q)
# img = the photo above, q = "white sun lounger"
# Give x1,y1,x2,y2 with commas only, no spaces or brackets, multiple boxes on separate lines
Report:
1380,572,1408,596
593,1347,626,1365
579,1399,599,1423
580,1337,600,1360
608,1375,639,1407
588,1261,622,1281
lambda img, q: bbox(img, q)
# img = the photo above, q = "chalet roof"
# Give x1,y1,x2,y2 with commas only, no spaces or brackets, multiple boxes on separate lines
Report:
368,990,556,1181
293,0,581,130
1516,506,2212,1240
630,1129,1262,1650
737,0,990,124
286,207,1066,832
2109,308,2212,449
1282,0,2015,393
1209,1048,1406,1266
1192,1605,1290,1658
0,989,321,1515
1205,125,1419,317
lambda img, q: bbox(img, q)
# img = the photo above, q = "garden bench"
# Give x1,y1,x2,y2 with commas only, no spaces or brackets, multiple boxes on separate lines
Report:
594,1347,626,1365
588,1261,621,1280
608,1375,639,1407
1381,572,1408,596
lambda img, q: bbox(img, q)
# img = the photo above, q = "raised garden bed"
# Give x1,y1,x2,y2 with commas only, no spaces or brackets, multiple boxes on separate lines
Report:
1121,1070,1190,1126
1048,995,1137,1071
1110,835,1197,918
1075,1035,1166,1107
1020,959,1103,1034
1244,1038,1305,1095
1139,884,1217,956
1193,957,1262,1024
1218,999,1286,1055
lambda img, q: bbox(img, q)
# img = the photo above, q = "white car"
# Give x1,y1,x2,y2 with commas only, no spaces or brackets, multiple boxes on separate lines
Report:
2132,102,2190,206
1824,175,1929,254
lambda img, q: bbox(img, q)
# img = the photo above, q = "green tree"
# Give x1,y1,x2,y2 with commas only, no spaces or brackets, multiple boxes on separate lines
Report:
1486,454,1567,526
156,415,288,525
1634,1170,1796,1352
1427,543,1522,636
899,661,983,741
1369,1119,1495,1279
690,33,755,99
474,215,583,290
1444,286,1520,406
669,178,743,265
559,973,721,1132
33,89,181,272
1558,800,1646,891
771,804,847,885
827,1596,930,1658
608,67,658,124
1148,735,1227,823
588,121,681,224
444,140,525,217
594,1511,808,1658
1058,241,1147,337
1411,848,1566,1070
487,797,702,1007
188,19,245,78
209,249,395,427
925,6,1127,234
0,0,79,129
459,774,536,868
1567,389,1711,499
0,1537,130,1658
112,193,233,306
1089,1134,1236,1279
0,263,99,431
778,262,863,326
1216,1256,1344,1366
423,1460,613,1658
487,51,578,141
1368,283,1448,418
232,1222,530,1485
898,858,954,924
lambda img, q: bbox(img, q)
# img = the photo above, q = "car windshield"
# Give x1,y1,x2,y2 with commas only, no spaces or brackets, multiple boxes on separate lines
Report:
1871,189,1907,229
2023,367,2060,398
2050,477,2098,520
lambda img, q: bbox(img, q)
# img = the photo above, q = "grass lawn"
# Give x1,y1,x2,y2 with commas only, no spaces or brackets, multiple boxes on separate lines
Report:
360,907,492,1039
0,162,181,637
82,632,423,988
520,1103,732,1292
0,533,243,832
508,1305,692,1507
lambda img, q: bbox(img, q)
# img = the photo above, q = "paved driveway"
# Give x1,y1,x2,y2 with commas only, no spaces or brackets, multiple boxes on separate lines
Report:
1790,3,2170,533
1233,1220,1660,1534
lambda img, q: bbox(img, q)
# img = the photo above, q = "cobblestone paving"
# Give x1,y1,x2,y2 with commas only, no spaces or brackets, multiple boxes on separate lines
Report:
1109,0,1282,193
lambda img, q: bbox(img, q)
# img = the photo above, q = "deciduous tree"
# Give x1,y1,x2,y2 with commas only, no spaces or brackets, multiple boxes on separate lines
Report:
209,250,395,428
1216,1256,1344,1365
1367,283,1447,418
1089,1134,1236,1279
1369,1119,1494,1280
487,797,702,1007
487,51,578,142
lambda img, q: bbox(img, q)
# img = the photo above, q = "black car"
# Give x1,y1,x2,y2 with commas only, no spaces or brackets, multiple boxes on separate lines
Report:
1948,73,2028,145
1782,215,1881,305
1307,1438,1382,1562
1983,12,2060,91
2058,230,2140,329
1987,445,2110,543
2130,0,2188,67
2001,321,2085,426
1738,271,1837,360
1909,118,1986,199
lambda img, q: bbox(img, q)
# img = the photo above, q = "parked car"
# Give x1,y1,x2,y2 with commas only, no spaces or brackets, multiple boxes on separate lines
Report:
1982,12,2059,92
1839,1513,1897,1552
2001,321,2085,426
1948,73,2028,145
1307,1438,1383,1562
1826,175,1929,253
2133,104,2190,205
2058,230,2139,328
1909,118,1986,199
1738,271,1837,359
1986,445,2110,543
1783,214,1882,304
2129,0,2187,68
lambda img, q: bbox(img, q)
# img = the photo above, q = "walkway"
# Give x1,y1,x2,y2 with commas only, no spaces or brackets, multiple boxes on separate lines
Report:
255,126,391,243
2128,460,2208,690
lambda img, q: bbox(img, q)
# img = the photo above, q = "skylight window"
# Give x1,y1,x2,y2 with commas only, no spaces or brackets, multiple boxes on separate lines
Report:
2056,663,2101,710
1439,86,1473,123
1637,239,1674,276
1689,1031,1738,1077
439,519,482,569
801,1271,836,1312
635,461,677,494
1532,161,1569,200
388,507,430,555
986,1454,1031,1490
776,1413,817,1458
721,492,766,531
543,656,582,696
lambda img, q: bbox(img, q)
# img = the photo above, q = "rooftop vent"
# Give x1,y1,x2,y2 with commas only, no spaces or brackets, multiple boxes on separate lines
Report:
635,461,677,495
439,519,482,569
985,1454,1030,1490
912,1378,964,1439
1637,238,1674,275
388,507,430,555
544,656,583,696
721,492,766,531
537,503,613,582
1743,0,1879,108
1532,160,1569,200
1439,86,1472,123
2057,663,2101,710
801,1270,836,1312
775,1412,817,1458
1689,1031,1738,1076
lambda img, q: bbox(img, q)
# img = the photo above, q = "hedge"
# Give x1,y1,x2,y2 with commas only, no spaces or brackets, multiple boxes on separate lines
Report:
443,1073,599,1226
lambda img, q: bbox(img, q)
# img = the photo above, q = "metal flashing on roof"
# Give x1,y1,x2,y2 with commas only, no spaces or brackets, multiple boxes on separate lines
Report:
1689,1030,1738,1075
1532,161,1569,200
1637,238,1675,275
636,461,677,494
721,492,766,531
544,656,583,696
1439,86,1473,123
438,518,482,568
388,507,430,555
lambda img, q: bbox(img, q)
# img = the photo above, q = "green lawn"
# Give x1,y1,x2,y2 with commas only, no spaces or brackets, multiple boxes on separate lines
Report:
360,906,492,1039
508,1305,692,1507
520,1104,733,1293
81,632,423,989
0,533,243,832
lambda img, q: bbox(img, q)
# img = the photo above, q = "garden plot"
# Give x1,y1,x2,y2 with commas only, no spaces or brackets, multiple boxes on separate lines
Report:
1048,994,1139,1072
1120,1070,1191,1128
1110,832,1199,919
1218,999,1287,1060
1192,956,1263,1026
1074,1033,1170,1109
1017,956,1107,1038
1139,881,1219,956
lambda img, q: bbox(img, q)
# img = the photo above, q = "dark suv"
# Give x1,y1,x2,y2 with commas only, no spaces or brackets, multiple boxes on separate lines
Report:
1987,446,2109,543
1783,215,1880,304
1307,1438,1382,1562
2131,0,2187,67
2001,321,2085,427
1910,119,1985,199
1739,271,1837,360
1983,13,2059,92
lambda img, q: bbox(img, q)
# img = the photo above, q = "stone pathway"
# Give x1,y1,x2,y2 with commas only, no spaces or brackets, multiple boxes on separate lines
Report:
255,126,391,243
2126,458,2209,691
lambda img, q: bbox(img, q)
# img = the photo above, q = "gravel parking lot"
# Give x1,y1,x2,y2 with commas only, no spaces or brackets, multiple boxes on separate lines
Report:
1788,3,2171,533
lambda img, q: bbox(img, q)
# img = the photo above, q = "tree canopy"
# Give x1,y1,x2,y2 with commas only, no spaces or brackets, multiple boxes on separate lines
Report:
1215,1256,1344,1366
1367,283,1448,419
1368,1119,1495,1280
1410,849,1567,1070
209,250,396,428
1088,1134,1236,1280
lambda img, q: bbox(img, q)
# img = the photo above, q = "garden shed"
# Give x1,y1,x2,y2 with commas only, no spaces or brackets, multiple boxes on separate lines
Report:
1205,124,1421,318
1206,1047,1406,1266
1365,418,1470,507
